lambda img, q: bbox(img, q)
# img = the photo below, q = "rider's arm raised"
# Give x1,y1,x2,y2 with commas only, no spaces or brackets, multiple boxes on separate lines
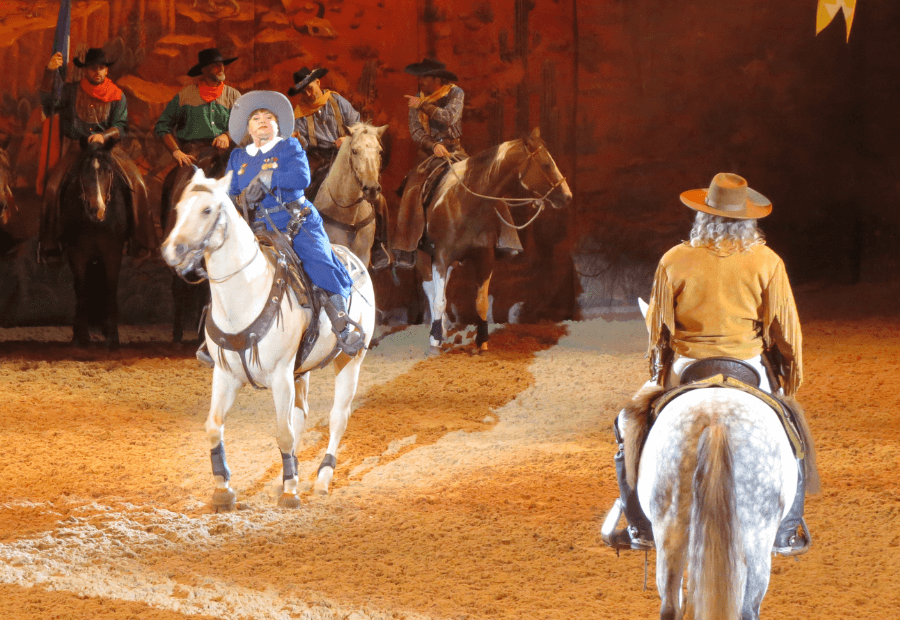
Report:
417,86,463,127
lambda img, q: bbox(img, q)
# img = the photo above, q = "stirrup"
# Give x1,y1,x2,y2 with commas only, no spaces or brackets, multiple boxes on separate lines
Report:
370,245,390,271
196,343,214,368
773,518,811,557
600,499,654,551
338,328,365,356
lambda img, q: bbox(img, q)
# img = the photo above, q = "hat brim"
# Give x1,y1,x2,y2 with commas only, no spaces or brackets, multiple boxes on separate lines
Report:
229,90,296,144
73,58,116,68
187,56,238,77
287,68,329,96
420,68,457,81
680,188,772,220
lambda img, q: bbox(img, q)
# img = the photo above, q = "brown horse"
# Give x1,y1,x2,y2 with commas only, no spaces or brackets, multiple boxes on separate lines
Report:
420,127,572,354
0,148,17,255
314,122,387,268
160,147,229,342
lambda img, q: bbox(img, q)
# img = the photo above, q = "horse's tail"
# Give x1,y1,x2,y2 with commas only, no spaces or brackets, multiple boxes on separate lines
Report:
688,419,741,620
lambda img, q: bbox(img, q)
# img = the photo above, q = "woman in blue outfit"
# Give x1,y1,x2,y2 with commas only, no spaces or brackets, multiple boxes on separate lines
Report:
196,90,363,365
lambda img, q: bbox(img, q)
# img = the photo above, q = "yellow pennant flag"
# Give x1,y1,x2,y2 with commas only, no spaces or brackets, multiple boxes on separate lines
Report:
816,0,856,41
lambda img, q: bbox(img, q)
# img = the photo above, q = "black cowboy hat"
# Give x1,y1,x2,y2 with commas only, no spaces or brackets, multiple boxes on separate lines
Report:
187,48,238,77
287,67,328,96
403,57,457,82
73,48,116,68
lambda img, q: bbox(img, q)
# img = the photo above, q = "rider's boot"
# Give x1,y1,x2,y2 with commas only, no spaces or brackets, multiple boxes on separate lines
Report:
606,444,655,551
370,209,390,271
196,340,214,368
323,291,366,356
774,458,810,556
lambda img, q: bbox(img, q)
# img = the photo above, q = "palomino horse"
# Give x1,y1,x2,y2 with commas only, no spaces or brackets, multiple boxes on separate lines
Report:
421,127,571,354
604,301,804,620
160,147,229,343
58,145,130,348
162,169,376,509
314,122,387,268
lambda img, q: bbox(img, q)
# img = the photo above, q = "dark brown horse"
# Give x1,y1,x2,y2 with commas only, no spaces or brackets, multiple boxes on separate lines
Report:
0,148,16,255
419,127,572,354
160,147,228,342
58,145,130,348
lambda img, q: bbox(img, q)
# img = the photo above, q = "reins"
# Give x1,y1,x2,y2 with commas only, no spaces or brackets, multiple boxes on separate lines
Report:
434,141,566,231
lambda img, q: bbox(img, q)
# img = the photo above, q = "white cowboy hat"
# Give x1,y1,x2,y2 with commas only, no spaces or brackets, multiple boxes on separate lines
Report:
680,172,772,220
228,90,295,144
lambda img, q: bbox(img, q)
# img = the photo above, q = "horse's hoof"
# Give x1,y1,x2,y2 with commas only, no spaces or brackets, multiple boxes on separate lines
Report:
212,488,236,512
313,482,330,496
478,342,489,353
278,493,302,508
426,345,442,357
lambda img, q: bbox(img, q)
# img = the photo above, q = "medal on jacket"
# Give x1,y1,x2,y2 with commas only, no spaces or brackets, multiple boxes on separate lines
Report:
237,163,248,176
261,157,279,171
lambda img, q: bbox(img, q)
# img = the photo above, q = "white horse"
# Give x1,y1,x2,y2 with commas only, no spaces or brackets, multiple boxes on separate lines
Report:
603,302,806,620
162,169,376,509
314,122,387,268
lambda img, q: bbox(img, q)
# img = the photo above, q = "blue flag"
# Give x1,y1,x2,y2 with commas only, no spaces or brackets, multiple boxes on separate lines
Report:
52,0,71,82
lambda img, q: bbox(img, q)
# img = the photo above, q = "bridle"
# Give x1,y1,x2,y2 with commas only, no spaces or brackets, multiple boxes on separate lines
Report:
517,140,567,207
172,190,242,283
326,134,379,210
79,153,114,219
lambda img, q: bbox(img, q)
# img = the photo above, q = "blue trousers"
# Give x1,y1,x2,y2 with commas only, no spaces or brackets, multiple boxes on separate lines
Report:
256,205,352,298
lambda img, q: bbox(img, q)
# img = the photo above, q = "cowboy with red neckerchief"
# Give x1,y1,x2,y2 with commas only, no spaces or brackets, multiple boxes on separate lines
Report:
38,48,157,262
154,48,241,168
605,173,817,557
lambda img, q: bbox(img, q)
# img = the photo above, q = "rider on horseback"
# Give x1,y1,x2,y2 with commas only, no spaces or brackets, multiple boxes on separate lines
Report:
392,58,523,268
154,48,241,170
38,48,157,262
608,173,813,556
196,90,365,365
287,66,390,271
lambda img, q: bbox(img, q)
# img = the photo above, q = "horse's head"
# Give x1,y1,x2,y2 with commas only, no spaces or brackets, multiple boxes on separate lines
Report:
0,148,13,227
518,127,572,210
345,123,387,204
75,147,117,222
162,167,233,277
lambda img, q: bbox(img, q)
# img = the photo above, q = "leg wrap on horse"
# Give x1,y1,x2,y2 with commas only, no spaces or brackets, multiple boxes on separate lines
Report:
210,442,231,481
281,451,299,481
430,319,443,343
318,453,337,474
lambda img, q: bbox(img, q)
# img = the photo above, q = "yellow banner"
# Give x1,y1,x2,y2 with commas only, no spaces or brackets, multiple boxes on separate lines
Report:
816,0,856,41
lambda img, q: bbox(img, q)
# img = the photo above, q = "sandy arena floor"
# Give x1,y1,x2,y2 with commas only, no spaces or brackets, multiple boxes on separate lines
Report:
0,282,898,619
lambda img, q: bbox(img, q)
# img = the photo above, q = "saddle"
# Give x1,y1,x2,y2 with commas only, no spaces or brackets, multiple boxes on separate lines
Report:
618,358,809,490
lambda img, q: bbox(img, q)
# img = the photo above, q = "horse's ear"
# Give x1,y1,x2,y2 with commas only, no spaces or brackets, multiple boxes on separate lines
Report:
190,166,206,184
530,127,541,139
347,123,362,136
375,124,388,138
217,170,233,193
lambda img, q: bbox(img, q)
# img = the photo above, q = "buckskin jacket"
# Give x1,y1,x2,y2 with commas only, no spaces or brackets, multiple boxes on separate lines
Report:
645,242,803,396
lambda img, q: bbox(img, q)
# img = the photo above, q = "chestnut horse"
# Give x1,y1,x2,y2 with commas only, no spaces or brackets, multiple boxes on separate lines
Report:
420,127,572,354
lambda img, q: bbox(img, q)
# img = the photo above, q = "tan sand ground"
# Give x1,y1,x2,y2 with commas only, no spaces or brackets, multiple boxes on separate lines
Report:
0,283,898,619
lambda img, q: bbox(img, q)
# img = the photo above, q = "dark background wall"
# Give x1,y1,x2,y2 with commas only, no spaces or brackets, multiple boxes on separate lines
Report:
0,0,897,328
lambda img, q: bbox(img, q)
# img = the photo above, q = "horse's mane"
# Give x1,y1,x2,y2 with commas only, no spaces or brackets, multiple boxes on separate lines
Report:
459,138,525,191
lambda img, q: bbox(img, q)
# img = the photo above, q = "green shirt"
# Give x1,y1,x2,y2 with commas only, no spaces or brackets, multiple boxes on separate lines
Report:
153,84,240,141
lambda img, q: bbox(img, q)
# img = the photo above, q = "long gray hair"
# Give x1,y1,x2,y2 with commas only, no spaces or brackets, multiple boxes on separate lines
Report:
688,212,765,253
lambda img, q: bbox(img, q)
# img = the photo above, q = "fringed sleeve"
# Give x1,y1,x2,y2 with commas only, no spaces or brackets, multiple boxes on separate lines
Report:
645,260,675,380
763,259,803,396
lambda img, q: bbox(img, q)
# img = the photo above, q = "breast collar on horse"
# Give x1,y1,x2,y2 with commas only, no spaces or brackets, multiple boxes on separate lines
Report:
180,187,298,390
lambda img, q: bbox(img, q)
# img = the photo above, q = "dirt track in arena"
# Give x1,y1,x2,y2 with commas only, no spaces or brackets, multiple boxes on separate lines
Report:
0,283,898,620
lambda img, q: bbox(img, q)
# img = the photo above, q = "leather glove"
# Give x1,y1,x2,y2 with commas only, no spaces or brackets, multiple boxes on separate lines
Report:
243,178,267,205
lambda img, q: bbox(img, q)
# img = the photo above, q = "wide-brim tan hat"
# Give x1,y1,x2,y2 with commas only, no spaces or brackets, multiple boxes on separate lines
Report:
229,90,295,145
680,172,772,220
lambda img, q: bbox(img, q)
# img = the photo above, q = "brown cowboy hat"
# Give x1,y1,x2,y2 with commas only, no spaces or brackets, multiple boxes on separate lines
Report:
404,57,457,82
187,48,238,77
680,173,772,220
287,67,328,96
73,48,115,68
